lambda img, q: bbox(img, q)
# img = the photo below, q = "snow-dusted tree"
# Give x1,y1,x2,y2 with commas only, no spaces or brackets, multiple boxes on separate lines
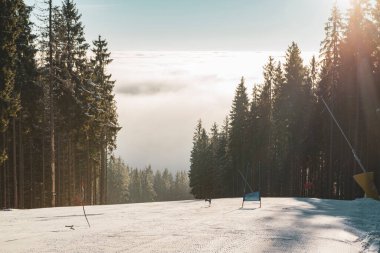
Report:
153,170,165,201
161,168,174,200
141,166,156,202
173,171,192,200
128,168,142,203
107,157,129,204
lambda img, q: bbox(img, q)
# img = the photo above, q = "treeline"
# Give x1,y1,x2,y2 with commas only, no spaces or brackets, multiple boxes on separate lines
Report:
107,158,193,204
190,1,380,200
0,0,119,209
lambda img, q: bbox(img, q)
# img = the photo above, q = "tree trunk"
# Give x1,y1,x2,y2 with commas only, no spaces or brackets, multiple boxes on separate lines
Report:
12,117,18,208
2,132,6,208
29,138,33,208
19,118,24,208
57,134,61,206
100,144,105,204
68,138,71,205
104,145,107,204
42,132,45,207
48,0,56,208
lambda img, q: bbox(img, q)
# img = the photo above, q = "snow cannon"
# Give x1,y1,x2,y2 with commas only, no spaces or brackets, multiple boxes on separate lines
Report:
353,172,379,200
321,98,379,201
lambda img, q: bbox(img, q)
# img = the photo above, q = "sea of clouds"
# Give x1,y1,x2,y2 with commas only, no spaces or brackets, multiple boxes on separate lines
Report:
109,51,315,171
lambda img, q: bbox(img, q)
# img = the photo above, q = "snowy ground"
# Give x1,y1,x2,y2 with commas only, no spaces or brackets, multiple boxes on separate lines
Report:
1,198,379,253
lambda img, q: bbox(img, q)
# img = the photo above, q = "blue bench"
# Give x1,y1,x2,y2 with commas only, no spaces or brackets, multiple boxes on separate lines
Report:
242,191,261,208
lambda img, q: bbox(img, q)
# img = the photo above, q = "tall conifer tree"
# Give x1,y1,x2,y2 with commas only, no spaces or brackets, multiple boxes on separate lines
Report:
228,77,249,197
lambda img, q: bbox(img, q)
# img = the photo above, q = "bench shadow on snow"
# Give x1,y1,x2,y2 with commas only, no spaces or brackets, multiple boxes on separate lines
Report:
239,207,259,211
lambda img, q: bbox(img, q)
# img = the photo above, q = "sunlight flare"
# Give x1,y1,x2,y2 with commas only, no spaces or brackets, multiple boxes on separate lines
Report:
336,0,351,10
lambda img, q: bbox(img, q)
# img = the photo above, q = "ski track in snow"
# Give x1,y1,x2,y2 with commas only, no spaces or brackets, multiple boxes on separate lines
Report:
1,198,379,253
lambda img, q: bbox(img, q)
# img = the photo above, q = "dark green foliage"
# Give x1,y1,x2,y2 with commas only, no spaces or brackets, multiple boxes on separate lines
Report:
228,77,250,197
190,1,380,200
0,0,22,159
189,120,213,198
0,0,119,208
0,0,38,209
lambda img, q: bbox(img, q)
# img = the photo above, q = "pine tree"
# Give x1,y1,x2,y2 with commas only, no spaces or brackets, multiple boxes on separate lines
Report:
0,0,122,209
338,0,377,198
141,165,156,202
0,0,22,208
189,120,203,198
107,157,129,204
209,123,219,198
283,42,307,195
271,58,293,196
161,168,174,200
299,57,317,197
128,168,142,202
189,120,212,199
228,77,249,197
218,117,230,197
153,170,164,201
317,4,344,198
254,57,276,196
173,171,192,200
91,35,119,204
14,1,39,208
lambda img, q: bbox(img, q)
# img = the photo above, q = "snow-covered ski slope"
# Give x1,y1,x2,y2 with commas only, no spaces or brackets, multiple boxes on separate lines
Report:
1,198,379,253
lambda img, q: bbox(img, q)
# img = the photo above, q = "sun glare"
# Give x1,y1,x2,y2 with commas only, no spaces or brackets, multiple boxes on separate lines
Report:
336,0,351,10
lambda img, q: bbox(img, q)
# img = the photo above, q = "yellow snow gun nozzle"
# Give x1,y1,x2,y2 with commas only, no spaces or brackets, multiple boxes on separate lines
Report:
353,172,379,200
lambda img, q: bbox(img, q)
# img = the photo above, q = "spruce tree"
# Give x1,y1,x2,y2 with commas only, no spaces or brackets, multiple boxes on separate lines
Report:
107,157,129,204
0,0,22,208
283,42,307,195
91,35,119,204
338,0,377,198
173,171,192,200
218,117,230,197
228,77,249,197
209,123,219,198
14,1,39,208
141,165,156,202
254,57,276,195
161,168,174,200
317,4,344,198
189,120,203,198
153,170,164,201
189,120,211,198
271,61,288,196
128,168,142,202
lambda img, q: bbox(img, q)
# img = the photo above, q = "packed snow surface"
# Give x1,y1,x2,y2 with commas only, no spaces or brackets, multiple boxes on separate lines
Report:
1,198,379,252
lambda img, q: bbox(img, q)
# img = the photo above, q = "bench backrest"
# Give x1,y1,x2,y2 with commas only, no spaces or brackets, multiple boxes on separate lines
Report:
243,191,260,201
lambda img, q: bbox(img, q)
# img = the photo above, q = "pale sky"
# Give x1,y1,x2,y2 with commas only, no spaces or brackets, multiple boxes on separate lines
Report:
27,0,352,51
26,0,351,171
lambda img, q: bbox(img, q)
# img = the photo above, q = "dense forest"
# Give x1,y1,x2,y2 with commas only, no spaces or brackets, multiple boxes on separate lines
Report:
190,1,380,200
3,0,380,209
107,158,192,204
0,0,119,208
